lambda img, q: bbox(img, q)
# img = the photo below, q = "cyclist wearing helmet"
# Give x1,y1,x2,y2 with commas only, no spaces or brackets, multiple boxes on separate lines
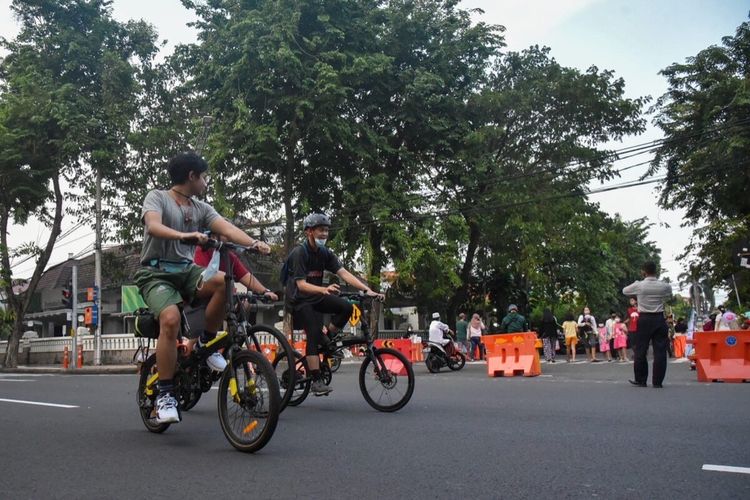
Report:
287,213,384,396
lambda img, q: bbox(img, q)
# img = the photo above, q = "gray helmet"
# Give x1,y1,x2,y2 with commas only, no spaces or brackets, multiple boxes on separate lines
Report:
303,213,331,229
508,304,518,312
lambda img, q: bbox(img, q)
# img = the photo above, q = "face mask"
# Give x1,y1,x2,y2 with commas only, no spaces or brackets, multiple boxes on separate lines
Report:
315,238,327,248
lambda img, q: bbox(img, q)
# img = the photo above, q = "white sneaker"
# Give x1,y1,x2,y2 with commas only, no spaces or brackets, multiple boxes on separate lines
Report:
155,393,180,424
206,351,227,372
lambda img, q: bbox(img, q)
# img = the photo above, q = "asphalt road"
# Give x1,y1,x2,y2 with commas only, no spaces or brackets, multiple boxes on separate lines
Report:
1,359,748,499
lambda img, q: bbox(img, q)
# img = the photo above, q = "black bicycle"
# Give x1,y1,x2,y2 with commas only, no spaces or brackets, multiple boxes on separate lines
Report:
279,292,415,412
136,239,280,453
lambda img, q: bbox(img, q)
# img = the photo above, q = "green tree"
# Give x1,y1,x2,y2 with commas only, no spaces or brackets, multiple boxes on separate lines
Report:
430,45,647,320
0,0,157,367
651,17,750,302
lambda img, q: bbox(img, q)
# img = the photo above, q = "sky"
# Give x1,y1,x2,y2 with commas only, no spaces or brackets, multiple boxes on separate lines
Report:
2,0,749,299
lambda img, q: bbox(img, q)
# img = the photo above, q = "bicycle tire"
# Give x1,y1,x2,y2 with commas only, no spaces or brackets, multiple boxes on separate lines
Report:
447,352,466,371
280,350,311,407
137,353,171,433
217,350,280,453
328,355,342,373
245,324,295,411
359,347,414,412
320,360,333,386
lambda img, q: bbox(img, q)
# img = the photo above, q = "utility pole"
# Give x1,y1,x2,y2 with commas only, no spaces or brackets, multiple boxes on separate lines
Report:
71,264,78,371
94,166,102,365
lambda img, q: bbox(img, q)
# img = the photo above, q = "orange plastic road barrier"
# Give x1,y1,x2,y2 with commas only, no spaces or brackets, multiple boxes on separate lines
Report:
293,340,307,354
259,344,277,363
483,333,541,377
410,342,424,362
374,339,412,360
76,344,83,368
62,345,69,369
691,331,750,383
382,354,409,376
673,335,687,358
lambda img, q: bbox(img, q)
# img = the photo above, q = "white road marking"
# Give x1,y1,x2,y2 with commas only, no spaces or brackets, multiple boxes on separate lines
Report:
0,398,79,409
702,464,750,475
0,379,37,382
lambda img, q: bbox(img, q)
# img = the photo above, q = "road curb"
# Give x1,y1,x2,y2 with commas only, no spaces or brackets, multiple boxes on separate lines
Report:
0,365,138,375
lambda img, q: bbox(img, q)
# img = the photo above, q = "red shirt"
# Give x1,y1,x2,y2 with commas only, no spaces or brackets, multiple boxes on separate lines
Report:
194,247,250,282
627,306,639,333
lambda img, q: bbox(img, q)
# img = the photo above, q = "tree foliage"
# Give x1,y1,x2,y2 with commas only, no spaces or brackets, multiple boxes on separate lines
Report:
0,0,157,367
651,16,750,305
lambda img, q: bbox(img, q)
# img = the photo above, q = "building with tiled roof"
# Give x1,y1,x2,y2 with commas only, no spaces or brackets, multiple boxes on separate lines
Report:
25,244,283,338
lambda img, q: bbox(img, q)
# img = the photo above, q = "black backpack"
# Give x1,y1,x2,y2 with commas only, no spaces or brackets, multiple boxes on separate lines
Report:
280,243,330,286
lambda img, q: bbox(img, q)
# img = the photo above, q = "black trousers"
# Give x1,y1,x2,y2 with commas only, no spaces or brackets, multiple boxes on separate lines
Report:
633,313,669,385
294,295,353,356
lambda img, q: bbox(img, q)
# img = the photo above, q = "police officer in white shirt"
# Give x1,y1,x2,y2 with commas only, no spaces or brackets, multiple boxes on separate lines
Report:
622,261,673,388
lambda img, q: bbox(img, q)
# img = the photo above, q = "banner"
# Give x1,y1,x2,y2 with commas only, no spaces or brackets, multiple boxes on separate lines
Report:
121,285,147,313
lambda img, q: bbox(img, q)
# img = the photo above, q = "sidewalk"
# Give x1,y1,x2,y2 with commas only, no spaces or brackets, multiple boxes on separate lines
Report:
0,364,137,374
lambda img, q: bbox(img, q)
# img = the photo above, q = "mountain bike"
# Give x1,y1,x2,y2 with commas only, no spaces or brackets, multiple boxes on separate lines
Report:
136,239,280,453
278,292,415,412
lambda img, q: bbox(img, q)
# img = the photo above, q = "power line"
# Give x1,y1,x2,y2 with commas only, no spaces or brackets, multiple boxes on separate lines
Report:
330,157,749,230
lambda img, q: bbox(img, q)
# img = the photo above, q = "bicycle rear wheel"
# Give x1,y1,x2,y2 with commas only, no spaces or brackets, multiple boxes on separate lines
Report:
246,325,295,411
217,350,280,453
137,354,170,433
277,350,311,407
359,347,414,412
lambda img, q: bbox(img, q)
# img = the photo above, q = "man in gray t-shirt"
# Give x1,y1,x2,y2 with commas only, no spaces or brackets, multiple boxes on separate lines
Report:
134,152,271,425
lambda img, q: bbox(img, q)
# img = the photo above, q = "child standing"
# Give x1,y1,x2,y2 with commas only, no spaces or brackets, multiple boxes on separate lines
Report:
598,322,612,362
562,313,578,362
613,314,629,362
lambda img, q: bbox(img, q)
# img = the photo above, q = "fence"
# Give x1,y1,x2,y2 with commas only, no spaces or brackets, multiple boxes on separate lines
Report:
1,334,143,365
0,330,423,364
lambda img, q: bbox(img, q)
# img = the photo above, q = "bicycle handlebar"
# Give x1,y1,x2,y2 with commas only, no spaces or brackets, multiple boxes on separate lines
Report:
181,236,260,254
338,291,385,303
235,292,274,303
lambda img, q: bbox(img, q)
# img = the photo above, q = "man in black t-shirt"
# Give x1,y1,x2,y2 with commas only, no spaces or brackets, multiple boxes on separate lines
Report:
287,213,384,396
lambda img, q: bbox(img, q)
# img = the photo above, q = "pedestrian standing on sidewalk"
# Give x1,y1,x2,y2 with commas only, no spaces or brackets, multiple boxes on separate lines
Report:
627,297,639,354
598,322,612,362
455,313,469,355
613,314,629,362
605,311,619,360
623,261,672,388
468,313,485,361
540,309,559,363
562,313,579,362
577,307,599,362
500,304,528,333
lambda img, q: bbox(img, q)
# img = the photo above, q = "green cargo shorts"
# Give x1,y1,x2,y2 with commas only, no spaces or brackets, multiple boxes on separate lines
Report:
133,264,205,317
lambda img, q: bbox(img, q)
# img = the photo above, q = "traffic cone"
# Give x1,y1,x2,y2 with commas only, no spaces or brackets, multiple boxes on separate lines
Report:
76,344,83,368
62,345,69,369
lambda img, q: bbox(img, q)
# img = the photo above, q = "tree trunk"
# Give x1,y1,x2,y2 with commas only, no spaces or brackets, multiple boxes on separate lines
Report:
366,226,385,338
447,216,481,327
282,124,300,254
2,176,64,368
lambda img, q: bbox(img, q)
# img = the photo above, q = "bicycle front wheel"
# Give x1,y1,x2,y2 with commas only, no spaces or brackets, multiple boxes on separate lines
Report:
246,324,295,411
217,350,280,453
359,347,414,412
